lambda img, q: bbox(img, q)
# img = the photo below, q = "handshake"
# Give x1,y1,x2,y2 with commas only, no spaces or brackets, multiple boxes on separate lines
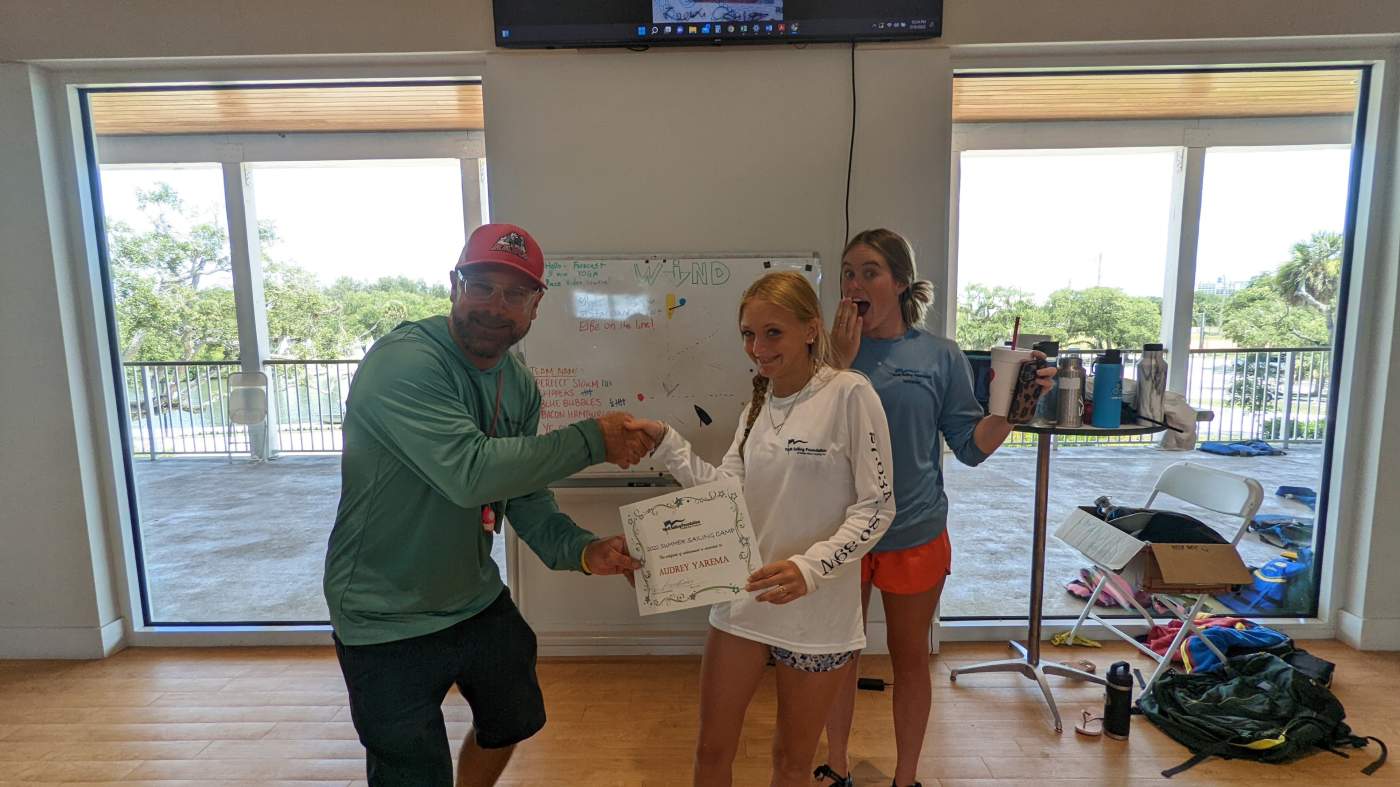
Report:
595,413,668,469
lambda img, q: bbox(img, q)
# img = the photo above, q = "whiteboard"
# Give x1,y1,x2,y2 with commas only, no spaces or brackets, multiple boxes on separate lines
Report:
521,254,820,478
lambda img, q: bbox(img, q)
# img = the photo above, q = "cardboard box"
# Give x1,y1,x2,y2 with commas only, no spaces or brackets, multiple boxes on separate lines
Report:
1055,506,1253,594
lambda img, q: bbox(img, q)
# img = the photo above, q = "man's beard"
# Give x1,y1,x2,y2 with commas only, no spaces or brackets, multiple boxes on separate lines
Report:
453,311,529,360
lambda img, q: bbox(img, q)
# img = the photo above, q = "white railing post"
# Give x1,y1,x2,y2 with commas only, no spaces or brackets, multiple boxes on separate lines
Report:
1282,351,1297,448
140,365,159,460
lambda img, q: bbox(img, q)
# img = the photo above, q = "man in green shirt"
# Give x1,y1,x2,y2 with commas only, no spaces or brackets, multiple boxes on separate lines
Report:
324,223,648,787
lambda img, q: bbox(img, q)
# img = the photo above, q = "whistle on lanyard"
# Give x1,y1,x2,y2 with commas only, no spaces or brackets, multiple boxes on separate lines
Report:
481,504,497,534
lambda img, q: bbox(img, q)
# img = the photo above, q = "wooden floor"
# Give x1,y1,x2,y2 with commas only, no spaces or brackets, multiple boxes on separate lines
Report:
1,641,1396,786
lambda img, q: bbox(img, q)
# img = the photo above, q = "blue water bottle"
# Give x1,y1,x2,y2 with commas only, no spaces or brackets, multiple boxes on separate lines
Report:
1091,349,1123,428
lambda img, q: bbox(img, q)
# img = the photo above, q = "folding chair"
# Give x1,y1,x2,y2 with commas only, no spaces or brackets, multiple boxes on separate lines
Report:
226,371,269,463
1063,461,1262,688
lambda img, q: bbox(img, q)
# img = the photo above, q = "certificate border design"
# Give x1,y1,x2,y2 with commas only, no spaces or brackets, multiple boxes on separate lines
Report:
625,484,755,611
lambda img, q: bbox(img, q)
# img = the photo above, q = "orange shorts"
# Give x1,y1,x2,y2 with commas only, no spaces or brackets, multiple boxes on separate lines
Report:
861,530,952,596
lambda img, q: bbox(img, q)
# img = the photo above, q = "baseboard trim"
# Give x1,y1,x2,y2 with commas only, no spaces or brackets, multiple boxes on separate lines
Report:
1337,609,1400,650
100,617,127,656
0,624,112,659
127,626,333,647
536,628,707,656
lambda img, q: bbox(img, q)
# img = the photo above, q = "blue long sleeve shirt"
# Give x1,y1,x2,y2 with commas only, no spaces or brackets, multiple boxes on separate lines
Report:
851,328,990,552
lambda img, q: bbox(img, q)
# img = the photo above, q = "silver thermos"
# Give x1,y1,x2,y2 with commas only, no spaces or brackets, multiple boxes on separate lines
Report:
1136,343,1168,425
1057,356,1086,428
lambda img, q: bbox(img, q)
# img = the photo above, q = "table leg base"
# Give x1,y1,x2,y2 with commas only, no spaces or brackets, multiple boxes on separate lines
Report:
948,641,1107,733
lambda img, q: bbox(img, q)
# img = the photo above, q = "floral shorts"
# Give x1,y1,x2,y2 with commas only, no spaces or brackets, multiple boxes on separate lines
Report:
769,646,858,673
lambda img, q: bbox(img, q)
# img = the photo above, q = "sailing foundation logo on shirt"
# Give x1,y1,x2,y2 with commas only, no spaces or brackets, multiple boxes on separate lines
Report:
892,367,934,385
785,438,828,456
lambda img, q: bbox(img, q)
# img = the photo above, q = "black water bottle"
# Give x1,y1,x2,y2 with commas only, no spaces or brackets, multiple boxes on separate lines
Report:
1104,661,1133,740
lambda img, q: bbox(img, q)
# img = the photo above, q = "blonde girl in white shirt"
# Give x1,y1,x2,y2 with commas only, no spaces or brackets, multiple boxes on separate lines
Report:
627,271,895,787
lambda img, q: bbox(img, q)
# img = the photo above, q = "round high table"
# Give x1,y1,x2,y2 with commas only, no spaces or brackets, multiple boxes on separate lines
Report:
948,420,1165,733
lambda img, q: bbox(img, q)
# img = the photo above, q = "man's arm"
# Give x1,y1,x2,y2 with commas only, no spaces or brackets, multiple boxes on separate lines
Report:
351,337,605,509
506,389,639,575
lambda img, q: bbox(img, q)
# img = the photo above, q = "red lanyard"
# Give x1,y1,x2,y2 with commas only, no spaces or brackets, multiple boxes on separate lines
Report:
481,372,504,533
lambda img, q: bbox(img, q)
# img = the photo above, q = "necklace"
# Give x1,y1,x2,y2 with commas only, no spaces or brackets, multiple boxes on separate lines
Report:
766,374,816,434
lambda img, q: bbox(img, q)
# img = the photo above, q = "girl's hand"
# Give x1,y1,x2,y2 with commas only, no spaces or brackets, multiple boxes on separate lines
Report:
831,298,863,370
624,417,666,445
747,560,809,604
1031,350,1057,394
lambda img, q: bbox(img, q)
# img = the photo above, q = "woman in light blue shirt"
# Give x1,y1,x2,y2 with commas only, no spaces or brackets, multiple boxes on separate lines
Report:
815,229,1054,787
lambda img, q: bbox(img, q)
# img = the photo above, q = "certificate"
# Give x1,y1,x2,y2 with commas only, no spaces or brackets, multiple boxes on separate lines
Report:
620,478,757,616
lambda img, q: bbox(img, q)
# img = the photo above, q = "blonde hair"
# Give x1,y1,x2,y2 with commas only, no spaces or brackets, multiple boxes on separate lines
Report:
738,271,835,457
844,228,934,328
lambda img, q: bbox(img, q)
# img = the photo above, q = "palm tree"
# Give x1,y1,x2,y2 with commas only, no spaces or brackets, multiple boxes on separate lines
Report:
1275,230,1343,339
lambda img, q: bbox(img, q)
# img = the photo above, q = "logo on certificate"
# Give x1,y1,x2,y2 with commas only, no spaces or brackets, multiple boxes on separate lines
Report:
620,479,757,615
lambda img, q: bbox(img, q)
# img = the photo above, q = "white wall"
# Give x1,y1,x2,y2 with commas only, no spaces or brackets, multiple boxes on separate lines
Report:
7,1,1400,60
1333,58,1400,650
0,64,123,658
3,2,1400,656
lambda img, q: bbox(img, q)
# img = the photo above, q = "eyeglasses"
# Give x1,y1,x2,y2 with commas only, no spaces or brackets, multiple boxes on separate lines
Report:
453,269,541,309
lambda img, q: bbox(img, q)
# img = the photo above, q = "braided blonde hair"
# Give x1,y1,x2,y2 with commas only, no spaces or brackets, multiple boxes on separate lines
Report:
738,271,835,458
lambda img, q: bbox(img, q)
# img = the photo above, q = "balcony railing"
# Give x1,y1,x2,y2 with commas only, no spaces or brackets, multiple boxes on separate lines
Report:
124,360,357,458
1003,346,1330,448
122,346,1333,458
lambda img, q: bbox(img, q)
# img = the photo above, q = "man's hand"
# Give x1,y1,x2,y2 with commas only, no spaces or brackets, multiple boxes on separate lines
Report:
746,559,809,605
597,412,655,468
624,417,666,444
583,535,641,576
830,298,863,370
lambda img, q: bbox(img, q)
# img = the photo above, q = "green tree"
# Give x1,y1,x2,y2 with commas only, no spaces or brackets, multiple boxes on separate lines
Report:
1215,231,1340,420
107,185,240,361
328,276,450,356
1275,230,1343,339
1041,287,1162,350
1221,277,1330,348
1191,289,1230,346
957,284,1162,351
956,284,1044,349
108,182,452,363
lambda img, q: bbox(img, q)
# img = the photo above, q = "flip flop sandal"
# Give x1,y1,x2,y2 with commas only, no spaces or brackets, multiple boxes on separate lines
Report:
1075,710,1104,738
1061,659,1096,674
813,764,854,786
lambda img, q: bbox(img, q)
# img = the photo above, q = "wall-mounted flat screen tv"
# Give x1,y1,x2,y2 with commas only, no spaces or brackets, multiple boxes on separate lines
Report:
494,1,942,49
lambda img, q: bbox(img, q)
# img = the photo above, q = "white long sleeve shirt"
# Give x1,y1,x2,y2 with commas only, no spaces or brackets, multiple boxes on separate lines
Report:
652,367,895,654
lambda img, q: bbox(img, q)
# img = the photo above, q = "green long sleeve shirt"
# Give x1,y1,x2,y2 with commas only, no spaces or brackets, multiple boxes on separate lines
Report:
323,316,605,645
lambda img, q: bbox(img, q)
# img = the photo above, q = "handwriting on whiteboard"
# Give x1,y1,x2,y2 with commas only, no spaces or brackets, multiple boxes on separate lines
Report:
634,259,732,287
578,316,657,333
545,260,611,288
534,367,614,426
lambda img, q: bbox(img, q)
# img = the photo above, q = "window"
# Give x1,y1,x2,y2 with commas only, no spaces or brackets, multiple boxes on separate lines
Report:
86,84,490,626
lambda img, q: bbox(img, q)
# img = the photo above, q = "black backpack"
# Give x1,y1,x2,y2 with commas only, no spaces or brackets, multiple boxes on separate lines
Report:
1138,652,1387,778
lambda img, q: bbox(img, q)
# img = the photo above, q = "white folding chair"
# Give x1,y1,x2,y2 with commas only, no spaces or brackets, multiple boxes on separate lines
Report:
1064,461,1262,688
226,371,269,463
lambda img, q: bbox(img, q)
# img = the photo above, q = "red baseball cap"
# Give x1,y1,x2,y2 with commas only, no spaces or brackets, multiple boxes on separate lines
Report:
455,223,547,288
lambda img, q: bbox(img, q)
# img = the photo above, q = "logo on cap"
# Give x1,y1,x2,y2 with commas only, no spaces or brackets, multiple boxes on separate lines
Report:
492,231,530,261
